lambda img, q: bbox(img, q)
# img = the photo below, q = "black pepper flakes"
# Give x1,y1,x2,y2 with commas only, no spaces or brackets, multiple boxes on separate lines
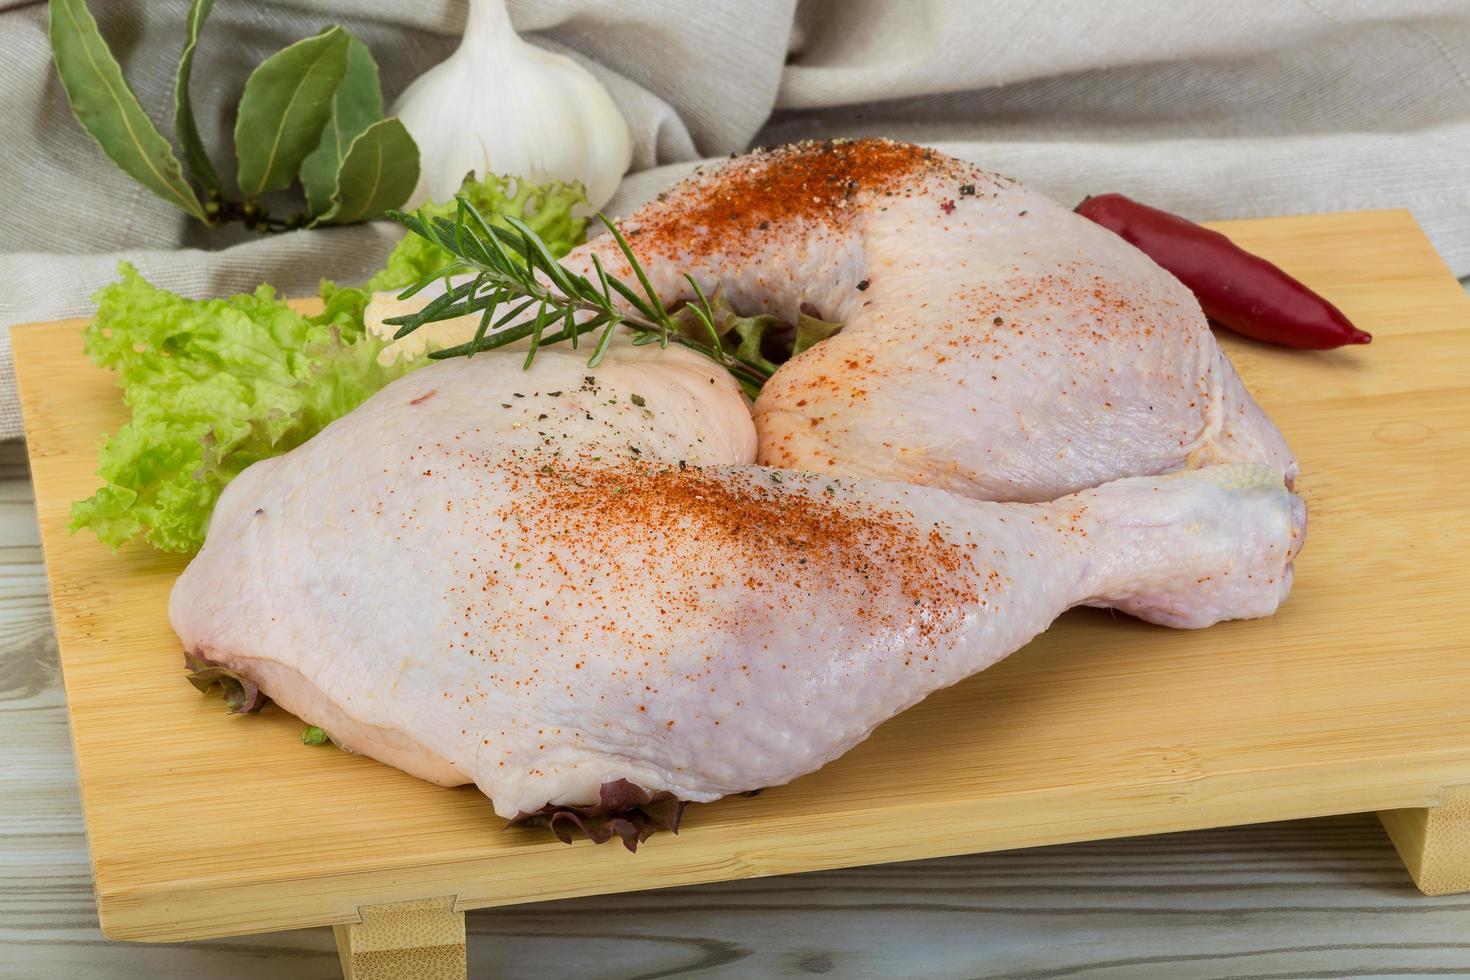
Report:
959,184,975,196
857,279,870,291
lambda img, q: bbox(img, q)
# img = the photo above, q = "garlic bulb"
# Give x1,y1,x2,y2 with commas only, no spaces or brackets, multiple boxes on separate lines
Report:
394,0,633,210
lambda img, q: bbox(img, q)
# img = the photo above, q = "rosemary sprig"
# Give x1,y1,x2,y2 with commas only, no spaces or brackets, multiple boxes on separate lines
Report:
382,196,772,397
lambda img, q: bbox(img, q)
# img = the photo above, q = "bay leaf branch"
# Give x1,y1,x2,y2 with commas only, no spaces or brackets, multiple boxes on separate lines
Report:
234,26,349,200
316,118,419,225
49,0,207,221
299,34,384,218
172,0,219,193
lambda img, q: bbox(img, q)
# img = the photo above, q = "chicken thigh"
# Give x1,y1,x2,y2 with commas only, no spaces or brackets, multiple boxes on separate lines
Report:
548,139,1297,501
171,344,1304,837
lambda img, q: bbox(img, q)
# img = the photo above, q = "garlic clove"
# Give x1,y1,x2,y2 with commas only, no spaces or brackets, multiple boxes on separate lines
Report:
393,0,633,210
365,278,481,365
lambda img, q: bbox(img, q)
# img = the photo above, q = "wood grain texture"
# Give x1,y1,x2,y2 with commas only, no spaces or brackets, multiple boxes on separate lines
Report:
9,209,1470,946
1382,786,1470,897
5,449,1470,978
333,897,465,980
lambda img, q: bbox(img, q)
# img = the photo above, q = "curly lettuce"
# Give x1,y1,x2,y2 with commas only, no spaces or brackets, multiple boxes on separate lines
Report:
366,172,587,293
70,265,404,552
71,174,590,554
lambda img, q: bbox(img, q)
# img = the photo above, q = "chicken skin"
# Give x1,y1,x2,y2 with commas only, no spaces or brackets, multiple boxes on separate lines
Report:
551,139,1297,500
171,344,1304,825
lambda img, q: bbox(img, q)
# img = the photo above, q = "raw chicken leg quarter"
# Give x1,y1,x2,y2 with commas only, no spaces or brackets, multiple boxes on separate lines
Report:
172,343,1305,844
551,139,1298,501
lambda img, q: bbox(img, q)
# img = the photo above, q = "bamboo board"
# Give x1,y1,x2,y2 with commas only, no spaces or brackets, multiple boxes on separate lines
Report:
12,209,1470,944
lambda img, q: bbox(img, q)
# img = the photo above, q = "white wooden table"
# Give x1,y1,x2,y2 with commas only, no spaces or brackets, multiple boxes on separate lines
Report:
4,433,1470,978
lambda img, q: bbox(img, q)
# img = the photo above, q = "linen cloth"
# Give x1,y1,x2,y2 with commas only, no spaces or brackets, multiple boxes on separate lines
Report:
3,0,1468,439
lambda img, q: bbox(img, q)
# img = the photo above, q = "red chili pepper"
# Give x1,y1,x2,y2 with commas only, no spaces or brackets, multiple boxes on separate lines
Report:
1075,193,1371,350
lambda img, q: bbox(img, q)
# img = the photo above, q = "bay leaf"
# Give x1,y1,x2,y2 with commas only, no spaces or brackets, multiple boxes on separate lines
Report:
49,0,206,220
316,118,419,225
172,0,219,192
234,26,349,200
299,34,384,218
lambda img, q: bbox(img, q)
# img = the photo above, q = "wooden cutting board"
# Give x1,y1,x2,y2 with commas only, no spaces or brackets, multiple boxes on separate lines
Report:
12,209,1470,946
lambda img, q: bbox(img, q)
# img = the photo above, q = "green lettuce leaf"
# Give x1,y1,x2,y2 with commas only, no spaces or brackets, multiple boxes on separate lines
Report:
71,264,405,553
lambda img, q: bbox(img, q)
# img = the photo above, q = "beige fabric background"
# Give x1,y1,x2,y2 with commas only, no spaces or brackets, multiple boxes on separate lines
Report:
3,0,1468,439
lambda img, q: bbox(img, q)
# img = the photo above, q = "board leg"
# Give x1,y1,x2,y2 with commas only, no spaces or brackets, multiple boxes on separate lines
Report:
332,895,466,980
1379,785,1470,896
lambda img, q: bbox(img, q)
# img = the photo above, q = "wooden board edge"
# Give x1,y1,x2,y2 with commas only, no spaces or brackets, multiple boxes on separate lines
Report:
92,753,1464,942
7,317,120,935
